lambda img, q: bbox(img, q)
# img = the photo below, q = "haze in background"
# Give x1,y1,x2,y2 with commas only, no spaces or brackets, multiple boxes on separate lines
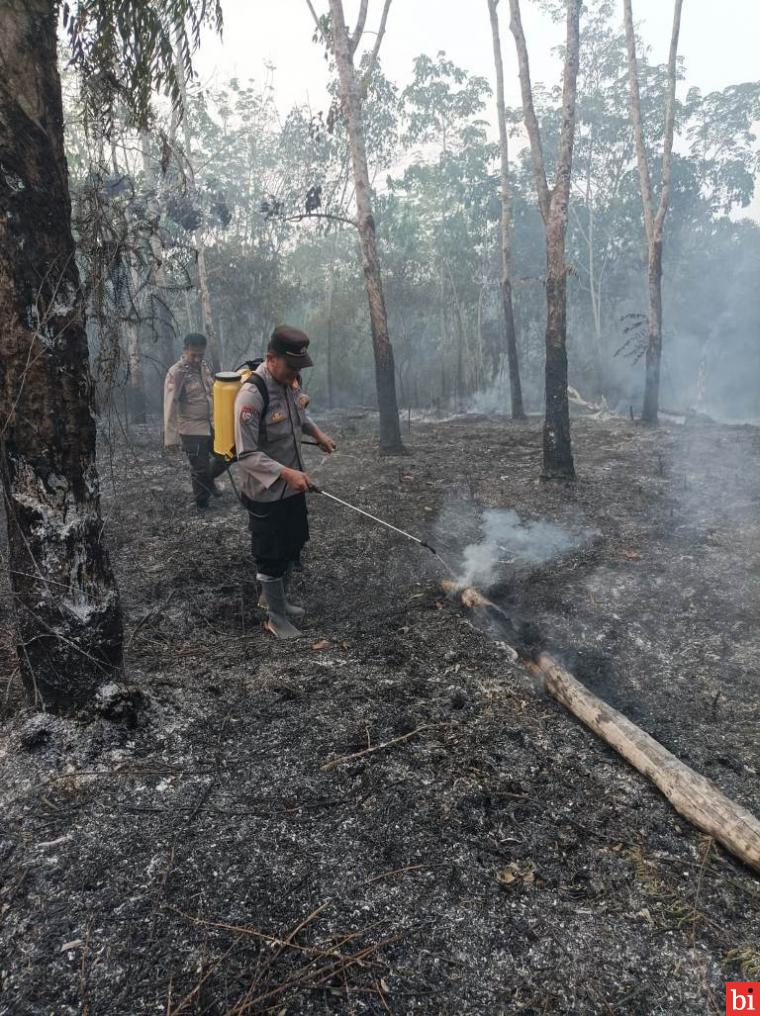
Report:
194,0,760,217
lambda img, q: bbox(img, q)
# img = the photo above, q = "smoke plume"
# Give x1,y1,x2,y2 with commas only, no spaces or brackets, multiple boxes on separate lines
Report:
456,508,593,590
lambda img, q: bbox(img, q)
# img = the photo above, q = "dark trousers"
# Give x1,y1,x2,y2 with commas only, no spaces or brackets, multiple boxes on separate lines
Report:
245,492,309,578
181,434,227,505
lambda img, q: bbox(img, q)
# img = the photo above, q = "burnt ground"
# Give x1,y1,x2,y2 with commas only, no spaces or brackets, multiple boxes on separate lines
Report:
1,411,759,1015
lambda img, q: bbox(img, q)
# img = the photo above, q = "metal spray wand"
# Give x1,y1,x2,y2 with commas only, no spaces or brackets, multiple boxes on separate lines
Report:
311,485,438,556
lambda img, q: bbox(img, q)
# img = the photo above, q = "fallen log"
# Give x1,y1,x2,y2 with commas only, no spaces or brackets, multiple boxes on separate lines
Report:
446,582,760,873
534,653,760,873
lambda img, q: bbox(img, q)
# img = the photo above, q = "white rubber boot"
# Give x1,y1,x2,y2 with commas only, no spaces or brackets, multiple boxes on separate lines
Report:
258,575,303,639
257,570,305,619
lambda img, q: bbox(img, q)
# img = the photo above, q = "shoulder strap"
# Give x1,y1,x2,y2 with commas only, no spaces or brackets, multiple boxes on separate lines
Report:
246,372,269,440
247,372,269,415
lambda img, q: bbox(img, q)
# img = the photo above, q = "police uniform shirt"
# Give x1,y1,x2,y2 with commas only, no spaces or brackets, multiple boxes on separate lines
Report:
234,364,314,503
164,358,215,445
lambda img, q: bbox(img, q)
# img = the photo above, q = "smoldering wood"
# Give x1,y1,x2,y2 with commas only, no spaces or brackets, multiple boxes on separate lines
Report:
447,583,760,873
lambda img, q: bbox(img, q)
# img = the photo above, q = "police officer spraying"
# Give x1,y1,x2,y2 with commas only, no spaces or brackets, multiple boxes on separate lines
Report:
164,333,228,509
235,325,336,638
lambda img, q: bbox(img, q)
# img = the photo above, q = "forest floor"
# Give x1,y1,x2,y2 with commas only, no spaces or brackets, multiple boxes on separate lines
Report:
1,409,759,1015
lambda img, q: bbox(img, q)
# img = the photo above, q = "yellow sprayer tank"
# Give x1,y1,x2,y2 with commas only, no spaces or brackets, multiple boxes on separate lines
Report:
213,371,245,460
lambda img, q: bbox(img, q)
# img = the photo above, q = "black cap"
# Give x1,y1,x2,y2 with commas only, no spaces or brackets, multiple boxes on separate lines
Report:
268,324,314,369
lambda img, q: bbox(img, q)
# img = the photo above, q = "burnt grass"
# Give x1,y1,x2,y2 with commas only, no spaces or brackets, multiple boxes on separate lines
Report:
1,411,759,1015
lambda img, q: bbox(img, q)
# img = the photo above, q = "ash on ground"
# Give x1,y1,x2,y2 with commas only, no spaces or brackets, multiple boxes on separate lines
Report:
1,414,759,1015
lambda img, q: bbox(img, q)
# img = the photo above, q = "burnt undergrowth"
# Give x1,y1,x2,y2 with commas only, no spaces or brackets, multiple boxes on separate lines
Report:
1,412,759,1014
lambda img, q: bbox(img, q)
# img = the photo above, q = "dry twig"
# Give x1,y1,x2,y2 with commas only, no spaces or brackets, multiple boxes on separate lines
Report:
321,724,434,771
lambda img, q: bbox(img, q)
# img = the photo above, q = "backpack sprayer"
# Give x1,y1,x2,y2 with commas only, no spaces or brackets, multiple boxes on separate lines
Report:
213,360,321,458
212,363,440,560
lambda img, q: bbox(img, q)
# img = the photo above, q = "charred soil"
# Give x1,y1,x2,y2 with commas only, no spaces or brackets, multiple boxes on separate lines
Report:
1,412,759,1015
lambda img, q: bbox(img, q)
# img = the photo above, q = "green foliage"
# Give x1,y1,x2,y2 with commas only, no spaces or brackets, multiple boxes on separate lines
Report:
402,52,491,150
62,0,223,131
61,3,760,419
685,82,760,212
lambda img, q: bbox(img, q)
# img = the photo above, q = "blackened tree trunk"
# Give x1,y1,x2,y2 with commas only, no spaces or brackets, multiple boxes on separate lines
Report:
0,1,123,710
623,0,683,425
325,0,404,452
510,0,581,479
545,224,574,477
486,0,525,419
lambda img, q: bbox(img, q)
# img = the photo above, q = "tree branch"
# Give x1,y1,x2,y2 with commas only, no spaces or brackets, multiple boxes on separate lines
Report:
365,0,393,79
305,0,322,34
623,0,656,245
654,0,684,236
349,0,369,56
508,0,551,221
552,0,582,208
284,211,358,229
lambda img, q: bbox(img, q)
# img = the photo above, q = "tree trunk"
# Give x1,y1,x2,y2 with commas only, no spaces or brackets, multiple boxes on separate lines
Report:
140,131,178,370
121,258,145,424
487,0,525,419
0,0,122,710
444,259,467,411
623,0,683,425
584,148,606,399
184,290,196,334
447,580,760,874
509,0,580,479
174,52,221,372
327,0,403,452
195,245,220,368
125,298,146,425
544,231,574,478
642,238,663,423
536,653,760,873
326,271,335,410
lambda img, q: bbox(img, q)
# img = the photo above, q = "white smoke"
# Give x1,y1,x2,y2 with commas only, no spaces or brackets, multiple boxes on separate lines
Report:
458,508,592,590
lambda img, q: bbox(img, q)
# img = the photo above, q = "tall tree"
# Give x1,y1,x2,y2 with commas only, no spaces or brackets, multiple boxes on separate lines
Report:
0,0,220,711
140,130,179,371
308,0,404,452
174,59,223,371
568,0,633,399
400,53,496,407
509,0,582,479
486,0,525,419
623,0,683,424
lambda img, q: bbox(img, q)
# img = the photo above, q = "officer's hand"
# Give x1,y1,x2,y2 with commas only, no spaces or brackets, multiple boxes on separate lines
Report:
281,467,313,493
315,430,337,454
